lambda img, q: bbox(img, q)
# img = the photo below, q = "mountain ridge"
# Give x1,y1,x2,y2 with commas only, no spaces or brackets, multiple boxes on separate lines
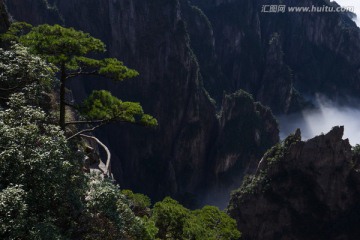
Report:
228,126,360,239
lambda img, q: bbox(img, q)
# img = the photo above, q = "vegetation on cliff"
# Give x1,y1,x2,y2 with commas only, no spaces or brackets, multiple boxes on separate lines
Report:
0,24,240,239
228,127,360,240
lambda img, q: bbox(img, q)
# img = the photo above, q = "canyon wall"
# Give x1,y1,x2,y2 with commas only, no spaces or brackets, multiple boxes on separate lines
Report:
228,127,360,239
191,0,360,112
0,0,9,34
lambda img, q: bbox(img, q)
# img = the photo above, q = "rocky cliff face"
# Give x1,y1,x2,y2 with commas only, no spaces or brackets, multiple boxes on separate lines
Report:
190,0,265,103
190,0,360,112
0,0,9,34
260,0,360,102
213,90,279,184
5,0,279,206
228,126,360,239
5,0,61,25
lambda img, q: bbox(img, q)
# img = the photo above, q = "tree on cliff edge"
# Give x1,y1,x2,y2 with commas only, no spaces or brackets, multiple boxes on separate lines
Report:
2,23,157,177
3,23,157,131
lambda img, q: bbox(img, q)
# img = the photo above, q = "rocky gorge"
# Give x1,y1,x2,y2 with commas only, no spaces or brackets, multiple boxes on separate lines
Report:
2,0,360,237
4,0,281,205
0,0,360,232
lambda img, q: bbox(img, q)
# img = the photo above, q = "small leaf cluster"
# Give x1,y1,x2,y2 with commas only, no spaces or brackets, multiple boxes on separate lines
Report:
82,90,158,126
122,189,152,217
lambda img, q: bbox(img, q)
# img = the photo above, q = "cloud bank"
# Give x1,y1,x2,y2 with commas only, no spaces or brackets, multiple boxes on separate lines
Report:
278,95,360,145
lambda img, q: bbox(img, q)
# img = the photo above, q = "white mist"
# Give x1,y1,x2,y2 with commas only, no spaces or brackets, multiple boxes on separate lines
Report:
333,0,360,26
278,95,360,145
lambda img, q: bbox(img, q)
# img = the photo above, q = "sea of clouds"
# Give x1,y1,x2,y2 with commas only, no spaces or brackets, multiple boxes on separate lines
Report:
278,95,360,145
278,1,360,145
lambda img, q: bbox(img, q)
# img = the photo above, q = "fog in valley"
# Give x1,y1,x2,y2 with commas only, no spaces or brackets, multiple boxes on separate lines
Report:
278,94,360,146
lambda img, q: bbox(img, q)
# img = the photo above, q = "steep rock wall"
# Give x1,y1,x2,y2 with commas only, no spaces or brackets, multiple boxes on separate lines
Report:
0,0,9,34
228,127,360,239
190,0,360,112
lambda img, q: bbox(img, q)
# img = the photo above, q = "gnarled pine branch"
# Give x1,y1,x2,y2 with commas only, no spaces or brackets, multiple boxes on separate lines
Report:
79,134,112,178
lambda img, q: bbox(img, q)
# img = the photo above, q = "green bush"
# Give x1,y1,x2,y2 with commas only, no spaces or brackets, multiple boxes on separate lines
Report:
152,197,241,240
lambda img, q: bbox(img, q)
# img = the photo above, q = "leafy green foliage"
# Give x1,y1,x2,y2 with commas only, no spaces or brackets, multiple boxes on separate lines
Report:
0,44,55,105
230,131,302,206
0,90,154,240
16,23,138,81
98,58,139,81
83,174,157,240
19,24,105,65
185,206,241,240
82,90,158,126
86,175,124,225
122,189,152,217
0,93,85,239
151,197,241,240
265,143,285,165
152,197,190,239
0,22,32,44
0,69,239,240
233,170,270,198
352,145,360,168
0,185,28,238
353,144,360,157
265,130,300,165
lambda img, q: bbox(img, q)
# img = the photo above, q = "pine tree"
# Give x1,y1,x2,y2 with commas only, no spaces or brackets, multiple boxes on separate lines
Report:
3,23,157,131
